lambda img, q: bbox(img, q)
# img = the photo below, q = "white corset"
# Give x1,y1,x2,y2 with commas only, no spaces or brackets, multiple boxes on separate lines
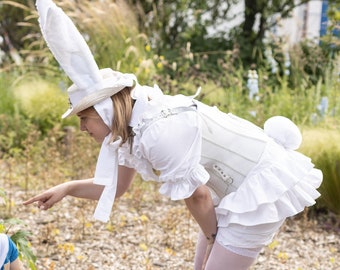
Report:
196,101,269,198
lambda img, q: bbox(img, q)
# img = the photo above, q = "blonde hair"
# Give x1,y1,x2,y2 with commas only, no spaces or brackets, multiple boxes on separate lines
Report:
80,87,134,145
110,87,134,144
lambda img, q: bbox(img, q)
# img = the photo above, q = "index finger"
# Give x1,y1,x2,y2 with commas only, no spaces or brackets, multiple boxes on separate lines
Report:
22,193,48,205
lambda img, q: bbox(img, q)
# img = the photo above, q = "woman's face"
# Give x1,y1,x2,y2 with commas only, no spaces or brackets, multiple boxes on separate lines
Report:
77,107,110,143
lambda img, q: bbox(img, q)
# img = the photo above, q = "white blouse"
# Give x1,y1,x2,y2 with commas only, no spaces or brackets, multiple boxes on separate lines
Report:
119,85,209,200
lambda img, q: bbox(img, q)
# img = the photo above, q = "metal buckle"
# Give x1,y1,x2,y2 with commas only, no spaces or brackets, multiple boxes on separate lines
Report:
160,108,172,118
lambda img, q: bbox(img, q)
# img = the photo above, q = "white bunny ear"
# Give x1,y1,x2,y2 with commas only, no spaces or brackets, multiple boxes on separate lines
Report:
36,0,102,90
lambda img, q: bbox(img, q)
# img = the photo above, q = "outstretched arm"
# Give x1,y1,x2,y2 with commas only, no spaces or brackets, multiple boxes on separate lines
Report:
23,166,136,210
23,178,102,210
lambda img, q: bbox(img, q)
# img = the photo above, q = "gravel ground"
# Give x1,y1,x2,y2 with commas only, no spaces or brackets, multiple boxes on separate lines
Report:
5,190,340,270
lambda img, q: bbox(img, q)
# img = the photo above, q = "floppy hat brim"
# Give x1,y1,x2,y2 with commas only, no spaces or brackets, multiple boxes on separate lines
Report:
62,84,127,118
61,69,136,118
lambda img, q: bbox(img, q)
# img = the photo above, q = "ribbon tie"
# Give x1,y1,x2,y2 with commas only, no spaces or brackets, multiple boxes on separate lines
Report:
93,136,122,222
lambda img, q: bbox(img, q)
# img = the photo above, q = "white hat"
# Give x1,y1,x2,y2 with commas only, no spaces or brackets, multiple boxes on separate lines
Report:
36,0,136,118
62,68,136,118
36,0,135,222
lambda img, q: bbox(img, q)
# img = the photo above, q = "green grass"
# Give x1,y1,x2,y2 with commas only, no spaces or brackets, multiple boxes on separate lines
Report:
300,125,340,214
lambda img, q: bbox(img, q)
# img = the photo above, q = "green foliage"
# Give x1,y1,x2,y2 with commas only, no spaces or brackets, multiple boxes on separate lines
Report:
0,189,37,270
0,71,17,114
31,0,155,84
131,0,337,70
290,40,335,86
320,1,340,51
0,113,33,154
0,0,36,65
0,72,77,153
13,77,79,133
300,128,340,214
11,229,37,270
130,0,238,72
0,71,37,153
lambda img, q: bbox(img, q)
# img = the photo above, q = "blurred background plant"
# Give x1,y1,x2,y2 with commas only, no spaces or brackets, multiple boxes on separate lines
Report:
0,2,339,266
0,188,37,269
300,127,340,215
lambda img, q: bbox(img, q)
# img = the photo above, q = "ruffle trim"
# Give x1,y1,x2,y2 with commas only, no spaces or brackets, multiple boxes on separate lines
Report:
119,139,210,200
158,164,210,200
215,149,322,227
118,139,158,181
120,112,166,180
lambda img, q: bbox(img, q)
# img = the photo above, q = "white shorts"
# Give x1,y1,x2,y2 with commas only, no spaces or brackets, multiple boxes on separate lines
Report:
216,219,285,253
222,244,263,258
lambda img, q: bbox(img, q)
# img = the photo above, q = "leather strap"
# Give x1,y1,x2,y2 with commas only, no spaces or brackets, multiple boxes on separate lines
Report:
140,104,197,133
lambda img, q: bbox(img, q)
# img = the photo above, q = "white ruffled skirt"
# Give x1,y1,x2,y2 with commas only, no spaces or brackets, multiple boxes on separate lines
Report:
215,139,322,248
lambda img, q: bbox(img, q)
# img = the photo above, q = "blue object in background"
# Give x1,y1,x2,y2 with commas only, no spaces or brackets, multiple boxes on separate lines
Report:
320,0,329,37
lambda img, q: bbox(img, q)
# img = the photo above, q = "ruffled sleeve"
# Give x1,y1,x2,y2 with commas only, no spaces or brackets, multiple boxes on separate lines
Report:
139,110,210,200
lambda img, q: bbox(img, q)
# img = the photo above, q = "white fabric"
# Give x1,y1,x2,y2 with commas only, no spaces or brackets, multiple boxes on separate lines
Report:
94,98,114,129
140,110,210,199
36,0,102,91
215,139,322,227
197,102,269,198
62,69,136,118
224,245,262,259
91,97,120,222
264,116,302,150
0,234,9,267
92,83,163,222
118,91,322,247
120,93,210,200
92,135,121,222
194,102,322,228
216,220,285,248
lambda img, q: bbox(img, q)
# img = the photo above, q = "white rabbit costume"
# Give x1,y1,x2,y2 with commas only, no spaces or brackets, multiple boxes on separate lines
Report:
119,86,322,249
36,0,322,255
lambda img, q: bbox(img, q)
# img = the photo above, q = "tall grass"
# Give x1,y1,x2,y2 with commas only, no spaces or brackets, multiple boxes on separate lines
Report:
0,71,17,114
300,127,340,214
50,0,155,84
